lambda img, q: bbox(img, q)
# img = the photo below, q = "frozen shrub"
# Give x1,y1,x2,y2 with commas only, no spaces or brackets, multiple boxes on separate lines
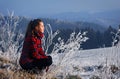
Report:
52,31,88,63
42,24,59,54
0,12,24,66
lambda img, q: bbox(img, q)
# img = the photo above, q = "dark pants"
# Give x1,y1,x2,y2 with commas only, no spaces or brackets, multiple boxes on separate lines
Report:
20,56,52,70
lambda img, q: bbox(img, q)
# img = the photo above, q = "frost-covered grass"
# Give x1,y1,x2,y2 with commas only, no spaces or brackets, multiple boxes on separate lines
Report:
0,46,120,79
51,46,120,79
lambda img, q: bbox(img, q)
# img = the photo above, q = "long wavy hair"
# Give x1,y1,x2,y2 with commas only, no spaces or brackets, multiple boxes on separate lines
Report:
25,19,42,38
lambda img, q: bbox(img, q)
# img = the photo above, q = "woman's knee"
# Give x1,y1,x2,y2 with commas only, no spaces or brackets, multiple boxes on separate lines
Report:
47,56,53,66
48,56,52,60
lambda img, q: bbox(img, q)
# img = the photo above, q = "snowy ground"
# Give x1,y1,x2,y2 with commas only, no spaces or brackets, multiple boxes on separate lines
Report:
0,46,120,79
50,46,120,79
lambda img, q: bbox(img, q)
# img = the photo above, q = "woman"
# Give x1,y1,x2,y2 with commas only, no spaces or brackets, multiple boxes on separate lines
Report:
19,19,52,72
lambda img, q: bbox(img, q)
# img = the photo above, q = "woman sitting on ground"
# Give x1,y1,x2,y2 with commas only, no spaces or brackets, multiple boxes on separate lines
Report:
19,19,52,72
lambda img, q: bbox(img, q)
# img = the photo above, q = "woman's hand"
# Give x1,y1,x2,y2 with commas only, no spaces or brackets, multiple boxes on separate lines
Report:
46,66,49,72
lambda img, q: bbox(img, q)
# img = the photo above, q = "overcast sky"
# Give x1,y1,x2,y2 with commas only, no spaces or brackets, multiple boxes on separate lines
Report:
0,0,120,17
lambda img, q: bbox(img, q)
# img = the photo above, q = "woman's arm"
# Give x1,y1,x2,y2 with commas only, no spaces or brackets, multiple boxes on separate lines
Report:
30,36,47,60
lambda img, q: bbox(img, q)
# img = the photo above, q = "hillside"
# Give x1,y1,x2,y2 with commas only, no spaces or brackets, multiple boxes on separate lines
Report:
0,16,106,32
48,10,120,28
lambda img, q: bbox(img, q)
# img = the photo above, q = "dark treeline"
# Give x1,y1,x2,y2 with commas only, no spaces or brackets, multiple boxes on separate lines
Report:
51,25,120,51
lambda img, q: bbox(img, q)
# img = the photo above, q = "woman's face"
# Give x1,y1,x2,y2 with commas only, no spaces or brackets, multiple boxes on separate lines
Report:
35,22,44,33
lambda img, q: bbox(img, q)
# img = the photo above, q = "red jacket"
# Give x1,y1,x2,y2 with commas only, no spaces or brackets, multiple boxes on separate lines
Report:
19,32,48,65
